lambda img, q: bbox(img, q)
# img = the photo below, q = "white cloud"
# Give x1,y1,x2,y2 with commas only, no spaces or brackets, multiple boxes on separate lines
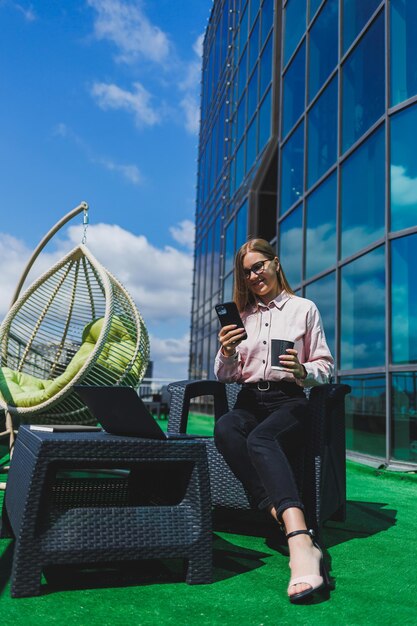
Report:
97,158,143,185
91,81,161,128
2,1,36,21
177,34,203,135
170,220,195,250
87,0,171,65
391,163,417,206
54,122,144,185
0,223,194,379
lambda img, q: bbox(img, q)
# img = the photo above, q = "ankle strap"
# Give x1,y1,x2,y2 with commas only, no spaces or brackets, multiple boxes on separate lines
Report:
286,529,314,540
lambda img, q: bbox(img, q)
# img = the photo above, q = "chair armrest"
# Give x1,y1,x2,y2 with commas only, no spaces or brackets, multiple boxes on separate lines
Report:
167,380,229,433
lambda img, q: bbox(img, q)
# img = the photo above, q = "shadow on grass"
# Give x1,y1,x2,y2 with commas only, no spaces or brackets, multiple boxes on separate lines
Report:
0,533,272,596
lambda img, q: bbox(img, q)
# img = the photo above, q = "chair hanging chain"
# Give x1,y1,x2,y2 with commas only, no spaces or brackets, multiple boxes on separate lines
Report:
82,206,89,244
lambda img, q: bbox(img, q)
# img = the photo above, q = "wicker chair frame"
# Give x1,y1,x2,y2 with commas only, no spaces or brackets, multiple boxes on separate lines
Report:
0,244,149,447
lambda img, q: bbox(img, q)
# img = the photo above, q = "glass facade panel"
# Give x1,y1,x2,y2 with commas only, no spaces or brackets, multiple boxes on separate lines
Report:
308,0,338,102
304,272,336,356
284,0,306,65
261,0,274,46
260,34,273,97
235,139,245,189
305,172,337,278
280,122,304,215
392,372,417,463
224,219,235,275
340,247,385,369
342,374,386,457
342,0,381,52
342,13,385,153
390,104,417,232
238,48,248,101
247,65,259,122
282,42,306,138
341,126,385,259
279,205,303,287
391,233,417,365
237,94,246,144
249,17,260,74
391,0,417,106
236,201,248,250
309,0,323,20
223,272,234,302
258,88,272,152
246,117,257,170
307,75,337,187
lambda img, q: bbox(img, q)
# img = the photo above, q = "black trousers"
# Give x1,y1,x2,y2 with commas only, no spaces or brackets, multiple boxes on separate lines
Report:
214,382,309,521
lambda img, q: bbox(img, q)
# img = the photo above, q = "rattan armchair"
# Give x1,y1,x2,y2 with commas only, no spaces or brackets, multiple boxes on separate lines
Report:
167,380,351,533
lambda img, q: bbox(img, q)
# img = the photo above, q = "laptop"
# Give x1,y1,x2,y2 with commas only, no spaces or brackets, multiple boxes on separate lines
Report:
74,385,205,440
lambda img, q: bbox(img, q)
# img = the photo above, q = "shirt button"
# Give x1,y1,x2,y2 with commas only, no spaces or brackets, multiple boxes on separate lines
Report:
263,360,266,364
265,323,269,326
263,340,267,345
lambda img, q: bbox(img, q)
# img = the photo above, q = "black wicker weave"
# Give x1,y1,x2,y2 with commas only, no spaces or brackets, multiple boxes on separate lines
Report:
1,425,212,597
167,380,351,533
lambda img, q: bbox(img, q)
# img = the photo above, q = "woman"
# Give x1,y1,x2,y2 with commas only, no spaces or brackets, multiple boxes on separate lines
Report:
214,238,333,604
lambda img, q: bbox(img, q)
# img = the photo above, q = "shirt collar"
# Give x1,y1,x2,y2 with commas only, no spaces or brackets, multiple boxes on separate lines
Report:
255,290,292,311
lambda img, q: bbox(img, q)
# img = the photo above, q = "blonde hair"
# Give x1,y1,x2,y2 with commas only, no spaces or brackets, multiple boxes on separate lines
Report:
233,238,294,312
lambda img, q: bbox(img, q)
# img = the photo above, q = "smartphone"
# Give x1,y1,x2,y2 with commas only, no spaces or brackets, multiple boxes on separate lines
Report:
215,302,247,340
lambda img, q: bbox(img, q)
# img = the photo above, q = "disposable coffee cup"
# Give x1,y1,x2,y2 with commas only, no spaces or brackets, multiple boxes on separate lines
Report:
271,339,294,370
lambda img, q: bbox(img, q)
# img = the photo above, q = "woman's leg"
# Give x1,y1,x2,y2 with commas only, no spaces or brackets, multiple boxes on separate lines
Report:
214,408,271,509
245,395,308,519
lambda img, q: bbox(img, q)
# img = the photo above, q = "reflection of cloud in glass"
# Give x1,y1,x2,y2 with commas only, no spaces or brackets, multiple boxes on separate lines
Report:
341,248,385,369
280,223,303,287
306,223,336,276
391,164,417,206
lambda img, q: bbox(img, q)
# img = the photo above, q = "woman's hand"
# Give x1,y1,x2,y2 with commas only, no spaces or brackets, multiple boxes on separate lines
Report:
219,324,246,357
279,348,307,380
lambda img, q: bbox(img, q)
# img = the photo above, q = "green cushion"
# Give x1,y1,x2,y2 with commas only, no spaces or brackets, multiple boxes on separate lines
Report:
0,316,141,408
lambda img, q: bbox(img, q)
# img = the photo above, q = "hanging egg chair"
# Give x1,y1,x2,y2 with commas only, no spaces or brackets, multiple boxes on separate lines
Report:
0,243,149,447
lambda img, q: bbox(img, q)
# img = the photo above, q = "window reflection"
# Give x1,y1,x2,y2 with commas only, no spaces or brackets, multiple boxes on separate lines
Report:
342,13,384,153
258,88,272,152
308,0,338,102
390,104,417,232
261,0,274,46
280,122,304,215
341,374,386,457
223,272,234,303
341,126,385,259
260,34,273,97
246,117,257,172
392,372,417,463
342,0,381,52
283,42,306,138
307,76,337,187
279,205,303,287
304,272,336,356
340,247,385,369
249,17,260,74
224,219,235,276
305,173,337,279
247,65,259,122
391,0,417,106
284,0,306,65
391,233,417,365
236,201,248,251
309,0,323,21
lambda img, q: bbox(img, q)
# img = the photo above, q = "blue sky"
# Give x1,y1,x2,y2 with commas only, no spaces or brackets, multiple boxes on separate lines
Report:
0,0,211,380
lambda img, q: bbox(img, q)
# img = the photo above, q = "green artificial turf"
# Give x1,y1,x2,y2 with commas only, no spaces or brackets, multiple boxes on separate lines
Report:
1,418,416,625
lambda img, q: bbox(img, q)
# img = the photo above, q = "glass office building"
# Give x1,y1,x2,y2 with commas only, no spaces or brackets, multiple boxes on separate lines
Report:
190,0,417,469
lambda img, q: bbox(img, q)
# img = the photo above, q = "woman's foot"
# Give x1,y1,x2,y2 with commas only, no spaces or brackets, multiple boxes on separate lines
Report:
286,530,325,602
